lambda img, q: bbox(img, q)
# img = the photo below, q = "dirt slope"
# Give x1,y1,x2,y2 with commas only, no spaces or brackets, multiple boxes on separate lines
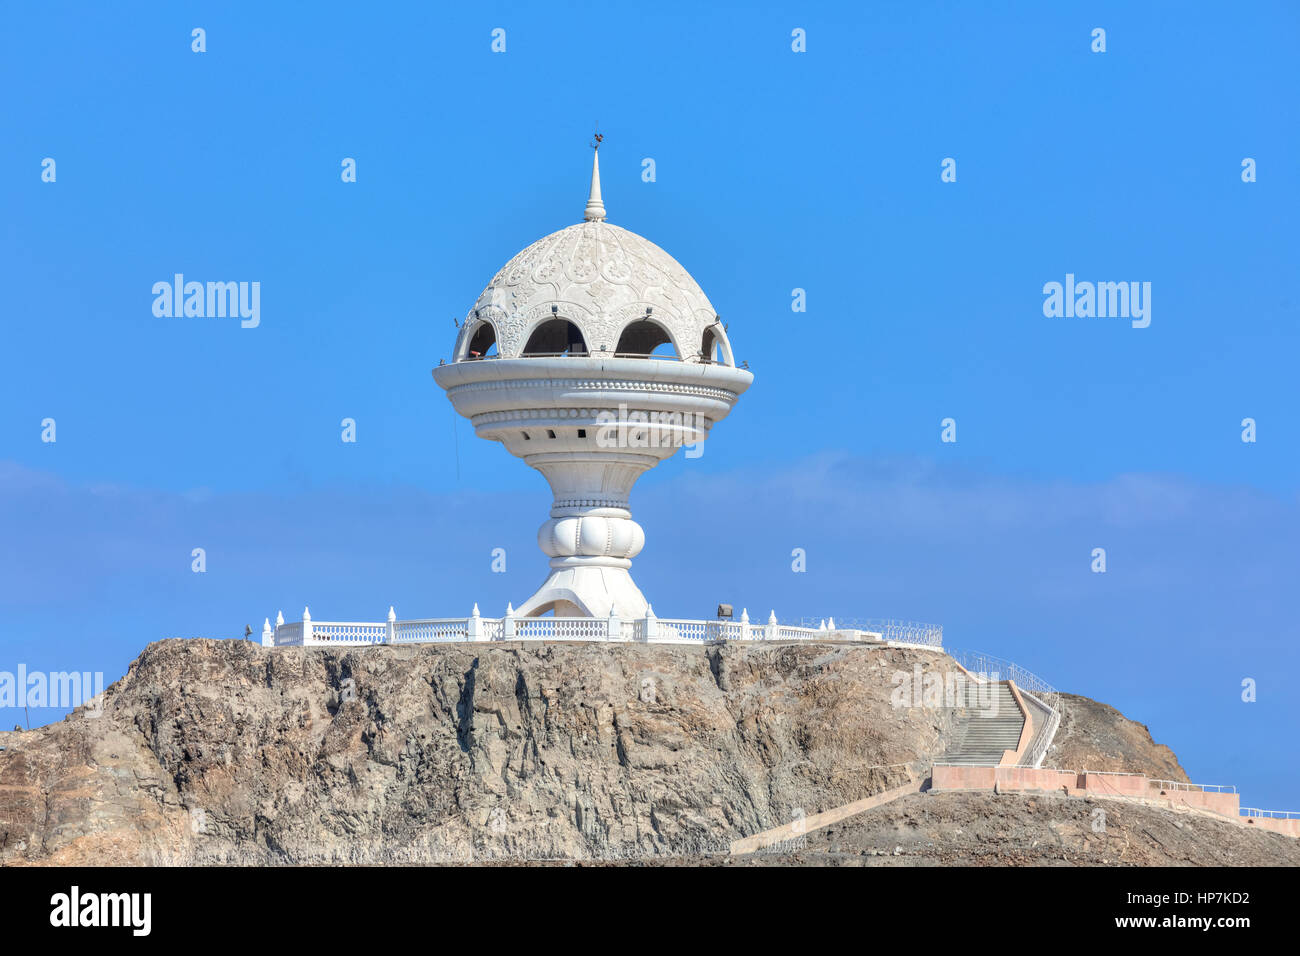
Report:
735,790,1300,866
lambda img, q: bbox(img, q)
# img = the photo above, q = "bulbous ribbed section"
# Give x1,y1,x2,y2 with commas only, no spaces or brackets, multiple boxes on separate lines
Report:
539,515,645,560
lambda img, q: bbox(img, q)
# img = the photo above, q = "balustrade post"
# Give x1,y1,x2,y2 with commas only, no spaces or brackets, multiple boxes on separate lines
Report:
766,610,778,641
643,604,657,643
302,606,313,644
740,608,751,642
503,603,516,641
607,608,621,642
386,606,397,644
261,617,274,647
467,602,482,641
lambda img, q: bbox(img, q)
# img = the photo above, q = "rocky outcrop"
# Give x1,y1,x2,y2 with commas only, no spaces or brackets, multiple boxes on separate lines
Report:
1045,693,1189,781
0,639,961,865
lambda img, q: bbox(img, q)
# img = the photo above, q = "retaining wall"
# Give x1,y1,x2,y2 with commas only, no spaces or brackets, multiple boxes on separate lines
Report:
1082,772,1148,798
931,766,1269,832
1243,817,1300,838
933,765,1241,814
1152,786,1240,817
932,764,1079,793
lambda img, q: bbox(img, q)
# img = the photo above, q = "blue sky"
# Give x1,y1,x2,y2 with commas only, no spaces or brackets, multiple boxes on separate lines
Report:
2,2,1298,807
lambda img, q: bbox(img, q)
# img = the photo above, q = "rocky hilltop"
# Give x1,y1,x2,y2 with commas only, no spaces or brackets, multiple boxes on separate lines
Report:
0,638,1279,865
1,639,957,864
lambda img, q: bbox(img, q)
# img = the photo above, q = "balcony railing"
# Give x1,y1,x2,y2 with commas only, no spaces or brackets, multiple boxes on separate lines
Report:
455,352,730,364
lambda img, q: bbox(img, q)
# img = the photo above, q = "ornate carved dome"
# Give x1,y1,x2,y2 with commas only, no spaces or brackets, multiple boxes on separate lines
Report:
454,150,735,366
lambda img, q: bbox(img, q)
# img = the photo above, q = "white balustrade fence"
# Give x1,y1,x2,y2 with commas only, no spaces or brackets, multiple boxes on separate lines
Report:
309,622,389,644
393,620,470,643
656,619,711,641
262,608,947,650
274,622,305,646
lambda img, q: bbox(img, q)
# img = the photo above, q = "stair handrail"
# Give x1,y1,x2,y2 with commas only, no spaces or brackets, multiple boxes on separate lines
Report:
946,649,1059,713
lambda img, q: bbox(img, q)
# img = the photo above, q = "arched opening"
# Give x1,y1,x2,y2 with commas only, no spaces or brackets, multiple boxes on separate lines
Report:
616,319,679,359
523,319,587,356
527,599,585,617
455,319,498,361
700,324,734,366
467,322,497,359
524,600,585,617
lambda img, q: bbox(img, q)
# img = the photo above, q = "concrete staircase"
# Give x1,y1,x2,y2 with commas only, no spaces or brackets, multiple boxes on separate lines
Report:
942,683,1025,766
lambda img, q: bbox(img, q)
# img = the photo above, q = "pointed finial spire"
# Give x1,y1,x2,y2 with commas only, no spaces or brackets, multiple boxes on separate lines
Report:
584,130,606,222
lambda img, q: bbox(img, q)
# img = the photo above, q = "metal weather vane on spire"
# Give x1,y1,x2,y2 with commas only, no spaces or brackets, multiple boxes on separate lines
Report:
583,129,606,222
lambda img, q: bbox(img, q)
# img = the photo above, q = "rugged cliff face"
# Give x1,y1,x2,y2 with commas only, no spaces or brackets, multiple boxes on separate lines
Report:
0,639,963,865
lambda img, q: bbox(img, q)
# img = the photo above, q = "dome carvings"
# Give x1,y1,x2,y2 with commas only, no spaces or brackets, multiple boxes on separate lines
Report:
461,220,727,363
